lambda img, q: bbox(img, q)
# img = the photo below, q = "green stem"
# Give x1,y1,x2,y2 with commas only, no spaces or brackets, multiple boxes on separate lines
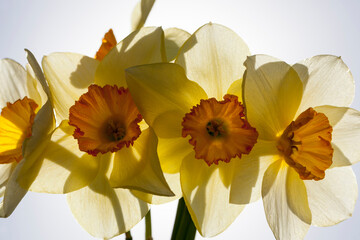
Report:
145,210,153,240
125,231,132,240
171,198,197,240
171,198,186,240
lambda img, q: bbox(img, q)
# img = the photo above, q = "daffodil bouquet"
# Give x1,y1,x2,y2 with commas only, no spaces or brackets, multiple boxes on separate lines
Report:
0,1,359,240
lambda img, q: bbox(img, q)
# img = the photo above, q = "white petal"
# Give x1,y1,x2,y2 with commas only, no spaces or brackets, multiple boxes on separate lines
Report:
131,0,156,31
67,173,149,239
181,153,244,237
315,106,360,167
0,59,27,108
176,23,250,99
164,28,191,61
244,55,303,140
230,140,278,204
304,166,358,226
42,53,99,122
294,55,354,115
0,161,27,217
131,172,182,204
262,160,310,240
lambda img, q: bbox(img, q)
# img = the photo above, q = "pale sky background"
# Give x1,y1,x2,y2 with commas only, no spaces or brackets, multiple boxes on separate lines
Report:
0,0,360,239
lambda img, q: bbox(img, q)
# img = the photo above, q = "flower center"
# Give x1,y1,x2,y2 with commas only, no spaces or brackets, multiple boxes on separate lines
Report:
0,97,38,164
206,119,227,137
277,107,333,181
69,85,142,156
182,94,258,166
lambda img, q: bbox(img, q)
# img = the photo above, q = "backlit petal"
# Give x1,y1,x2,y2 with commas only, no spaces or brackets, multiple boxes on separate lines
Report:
181,153,244,237
315,106,360,167
109,128,174,197
176,23,250,99
230,140,278,204
262,160,310,240
243,55,303,140
131,0,155,31
67,173,149,239
18,121,100,193
164,28,191,61
293,55,354,114
0,161,27,217
126,63,207,138
0,59,28,108
95,27,166,87
304,166,357,227
42,53,99,122
132,172,182,204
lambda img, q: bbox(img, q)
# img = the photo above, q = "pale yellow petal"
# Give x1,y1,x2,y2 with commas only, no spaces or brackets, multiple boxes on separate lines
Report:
158,136,193,174
109,127,173,197
18,121,99,193
176,23,250,99
314,106,360,167
132,172,182,204
0,59,28,108
293,55,354,114
0,163,15,187
67,173,149,239
95,27,166,87
164,28,191,61
230,140,277,204
126,63,207,137
42,53,99,122
131,0,156,31
0,161,27,217
262,160,310,240
244,55,303,140
25,49,51,101
304,166,357,227
180,153,244,237
25,64,47,108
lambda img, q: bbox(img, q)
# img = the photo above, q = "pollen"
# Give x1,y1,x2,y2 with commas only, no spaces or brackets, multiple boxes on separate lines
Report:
69,85,142,156
0,97,38,164
277,107,333,180
95,29,117,61
182,94,258,166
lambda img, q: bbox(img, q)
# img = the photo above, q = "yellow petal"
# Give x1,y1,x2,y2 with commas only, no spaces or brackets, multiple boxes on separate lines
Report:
25,64,47,108
180,153,244,237
304,166,357,227
131,0,155,31
95,27,166,87
293,55,355,114
42,53,99,122
175,23,250,99
131,172,182,204
19,121,99,194
126,63,207,137
0,59,28,108
230,140,277,204
109,127,174,197
158,136,193,174
0,163,15,187
262,160,310,240
244,55,303,140
315,106,360,167
164,28,191,62
67,173,149,239
0,161,27,217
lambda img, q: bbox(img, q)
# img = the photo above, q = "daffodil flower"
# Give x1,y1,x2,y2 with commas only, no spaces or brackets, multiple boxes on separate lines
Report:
0,50,52,217
17,27,175,239
126,23,260,237
230,54,359,239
